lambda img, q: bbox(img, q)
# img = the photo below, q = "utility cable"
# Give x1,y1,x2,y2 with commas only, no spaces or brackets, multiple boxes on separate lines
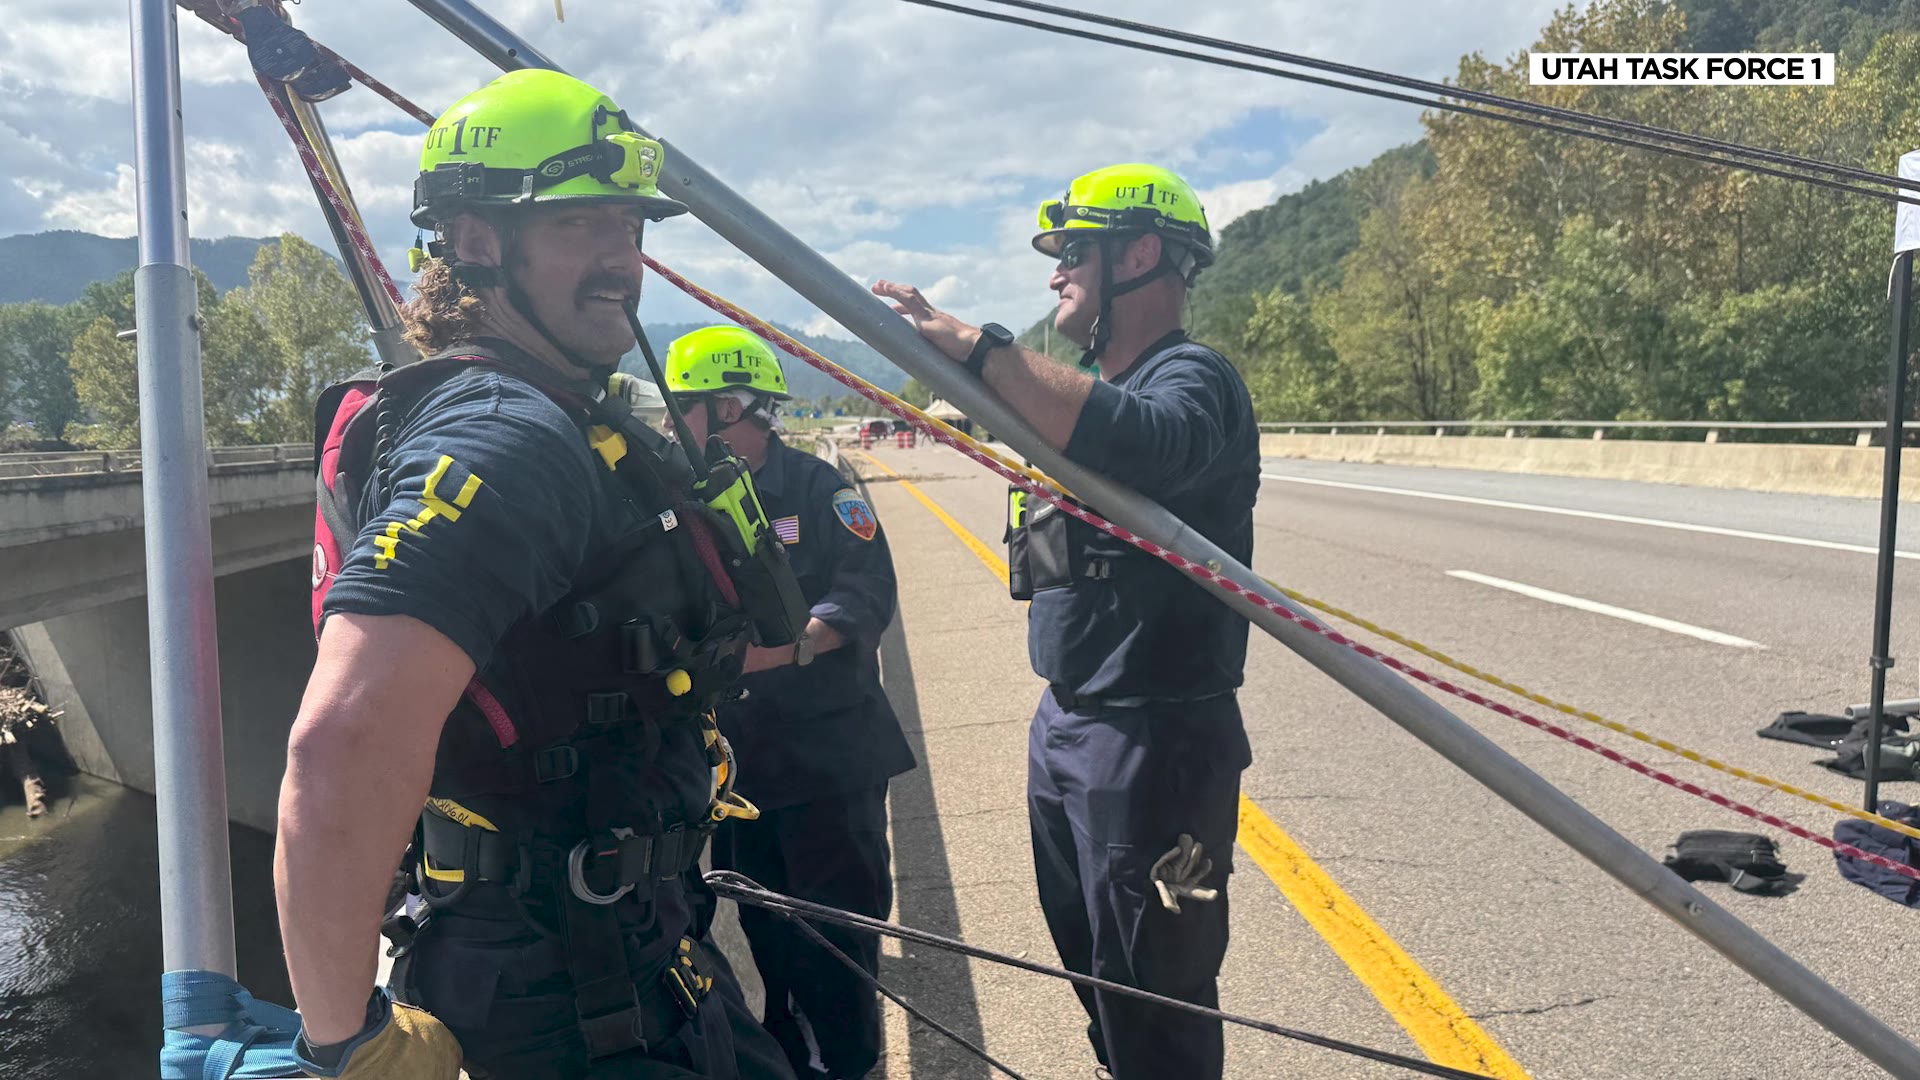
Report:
896,0,1920,209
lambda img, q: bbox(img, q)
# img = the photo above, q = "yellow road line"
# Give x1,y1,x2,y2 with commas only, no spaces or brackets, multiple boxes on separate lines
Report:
1238,798,1528,1077
859,447,1528,1079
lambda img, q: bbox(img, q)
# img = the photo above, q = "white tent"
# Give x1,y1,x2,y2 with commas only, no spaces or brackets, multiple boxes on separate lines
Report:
924,398,967,422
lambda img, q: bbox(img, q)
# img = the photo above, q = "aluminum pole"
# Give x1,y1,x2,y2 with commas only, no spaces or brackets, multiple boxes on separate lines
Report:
1866,250,1912,811
406,3,1920,1071
283,91,415,369
130,0,236,978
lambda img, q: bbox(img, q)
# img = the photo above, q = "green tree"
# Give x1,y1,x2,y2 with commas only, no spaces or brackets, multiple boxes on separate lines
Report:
1236,288,1350,420
228,234,372,442
69,271,140,335
1317,171,1478,420
1471,216,1683,423
199,293,283,445
898,377,933,409
0,302,84,440
65,316,140,448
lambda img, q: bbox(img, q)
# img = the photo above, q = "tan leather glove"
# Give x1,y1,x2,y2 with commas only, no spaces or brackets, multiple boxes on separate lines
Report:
297,990,462,1079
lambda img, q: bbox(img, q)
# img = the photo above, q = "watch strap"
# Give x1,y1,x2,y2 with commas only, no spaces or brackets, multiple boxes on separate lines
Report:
964,323,1011,379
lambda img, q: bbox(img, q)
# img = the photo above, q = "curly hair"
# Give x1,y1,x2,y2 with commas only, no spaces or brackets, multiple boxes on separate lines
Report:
399,257,490,354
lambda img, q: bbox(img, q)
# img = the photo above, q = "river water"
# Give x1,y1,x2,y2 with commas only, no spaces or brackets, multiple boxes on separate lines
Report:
0,772,293,1079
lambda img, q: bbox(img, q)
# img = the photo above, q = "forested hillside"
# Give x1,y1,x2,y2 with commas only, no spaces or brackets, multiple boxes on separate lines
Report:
1027,0,1920,429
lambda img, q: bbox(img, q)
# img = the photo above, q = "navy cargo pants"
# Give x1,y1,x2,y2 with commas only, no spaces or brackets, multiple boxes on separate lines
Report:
1027,689,1251,1080
711,784,893,1079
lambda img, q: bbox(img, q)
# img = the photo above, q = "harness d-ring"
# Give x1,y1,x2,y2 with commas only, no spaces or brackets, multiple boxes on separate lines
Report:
567,828,635,906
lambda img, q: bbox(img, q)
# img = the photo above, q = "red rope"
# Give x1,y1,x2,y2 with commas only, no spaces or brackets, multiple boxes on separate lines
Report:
197,7,1919,884
254,75,405,309
315,43,438,127
639,255,1920,884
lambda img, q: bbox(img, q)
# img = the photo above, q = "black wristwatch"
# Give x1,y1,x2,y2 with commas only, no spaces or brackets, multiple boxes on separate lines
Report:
964,322,1015,379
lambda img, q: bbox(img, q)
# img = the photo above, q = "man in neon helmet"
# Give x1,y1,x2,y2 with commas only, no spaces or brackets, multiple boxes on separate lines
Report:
874,163,1260,1080
282,68,804,1079
665,325,915,1080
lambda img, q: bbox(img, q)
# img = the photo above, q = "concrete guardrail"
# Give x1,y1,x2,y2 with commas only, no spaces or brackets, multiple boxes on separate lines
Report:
1261,431,1920,500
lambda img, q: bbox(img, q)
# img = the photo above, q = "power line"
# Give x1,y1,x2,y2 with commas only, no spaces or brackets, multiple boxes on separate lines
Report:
974,0,1909,194
897,0,1920,209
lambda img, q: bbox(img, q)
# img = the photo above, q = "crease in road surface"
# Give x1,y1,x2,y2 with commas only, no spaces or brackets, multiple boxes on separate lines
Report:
856,450,1532,1079
1469,995,1608,1021
1446,570,1767,650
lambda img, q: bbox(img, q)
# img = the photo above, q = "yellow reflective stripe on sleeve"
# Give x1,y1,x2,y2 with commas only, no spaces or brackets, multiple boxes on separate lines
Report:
371,455,486,569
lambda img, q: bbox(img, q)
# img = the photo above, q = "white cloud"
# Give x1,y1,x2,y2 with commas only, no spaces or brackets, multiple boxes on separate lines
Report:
42,163,138,236
1,0,1569,334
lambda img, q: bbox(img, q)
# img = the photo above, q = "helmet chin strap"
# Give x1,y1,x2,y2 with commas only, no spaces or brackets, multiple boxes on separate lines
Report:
1079,233,1180,371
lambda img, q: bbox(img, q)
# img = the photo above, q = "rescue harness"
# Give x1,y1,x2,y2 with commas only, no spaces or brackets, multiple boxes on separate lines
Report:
310,340,807,1059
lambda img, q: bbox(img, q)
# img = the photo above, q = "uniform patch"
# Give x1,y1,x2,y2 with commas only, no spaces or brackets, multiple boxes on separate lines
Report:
832,488,878,541
772,515,801,544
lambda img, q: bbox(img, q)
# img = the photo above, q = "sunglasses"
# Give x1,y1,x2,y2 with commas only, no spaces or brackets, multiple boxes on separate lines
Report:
1057,238,1099,270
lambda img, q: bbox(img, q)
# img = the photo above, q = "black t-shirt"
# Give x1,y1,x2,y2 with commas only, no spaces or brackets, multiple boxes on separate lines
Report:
320,349,728,828
320,357,607,671
319,342,721,966
1027,332,1262,701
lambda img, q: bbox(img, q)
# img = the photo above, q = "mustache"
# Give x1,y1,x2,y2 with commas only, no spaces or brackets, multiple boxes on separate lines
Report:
575,272,642,306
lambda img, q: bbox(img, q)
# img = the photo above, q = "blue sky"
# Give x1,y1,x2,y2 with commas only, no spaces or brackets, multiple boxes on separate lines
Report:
0,0,1568,339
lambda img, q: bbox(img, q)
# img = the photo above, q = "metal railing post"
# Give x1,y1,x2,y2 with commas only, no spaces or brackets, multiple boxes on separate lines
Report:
129,0,236,979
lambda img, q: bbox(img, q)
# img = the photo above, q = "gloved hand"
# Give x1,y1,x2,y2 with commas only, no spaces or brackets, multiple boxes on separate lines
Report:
295,987,462,1079
1149,833,1219,915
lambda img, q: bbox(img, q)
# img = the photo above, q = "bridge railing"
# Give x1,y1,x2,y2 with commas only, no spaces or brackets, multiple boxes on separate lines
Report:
1259,419,1886,445
0,444,315,480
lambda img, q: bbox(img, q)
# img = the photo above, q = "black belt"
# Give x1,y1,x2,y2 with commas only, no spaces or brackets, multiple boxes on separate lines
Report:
1047,685,1236,713
418,805,712,905
407,805,721,1062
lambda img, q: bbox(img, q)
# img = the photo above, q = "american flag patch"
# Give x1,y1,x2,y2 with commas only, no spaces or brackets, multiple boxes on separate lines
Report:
772,516,800,544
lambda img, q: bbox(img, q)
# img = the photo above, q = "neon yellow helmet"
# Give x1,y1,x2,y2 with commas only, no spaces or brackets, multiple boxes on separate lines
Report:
411,69,688,229
1032,163,1214,278
663,325,792,400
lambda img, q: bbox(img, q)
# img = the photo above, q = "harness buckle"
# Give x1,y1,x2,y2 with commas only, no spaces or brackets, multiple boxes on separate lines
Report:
556,601,600,638
533,744,579,783
622,618,680,675
568,827,638,905
585,691,631,729
380,909,420,957
663,938,711,1019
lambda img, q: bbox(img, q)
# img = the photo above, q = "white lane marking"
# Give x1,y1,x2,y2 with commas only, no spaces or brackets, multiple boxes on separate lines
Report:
1261,472,1920,560
1446,570,1767,649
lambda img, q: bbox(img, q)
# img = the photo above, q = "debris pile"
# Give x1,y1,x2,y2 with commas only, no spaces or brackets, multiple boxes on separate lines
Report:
0,639,54,817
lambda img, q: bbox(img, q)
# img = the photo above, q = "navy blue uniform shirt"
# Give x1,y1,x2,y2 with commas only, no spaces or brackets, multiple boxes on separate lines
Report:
1027,331,1261,701
716,434,916,812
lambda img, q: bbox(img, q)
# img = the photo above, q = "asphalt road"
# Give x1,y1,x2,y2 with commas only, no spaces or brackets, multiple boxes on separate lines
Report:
836,443,1920,1080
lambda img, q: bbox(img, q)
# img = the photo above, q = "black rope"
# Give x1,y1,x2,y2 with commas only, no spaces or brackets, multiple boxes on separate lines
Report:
722,874,1032,1080
973,0,1912,195
896,0,1920,210
705,871,1499,1080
